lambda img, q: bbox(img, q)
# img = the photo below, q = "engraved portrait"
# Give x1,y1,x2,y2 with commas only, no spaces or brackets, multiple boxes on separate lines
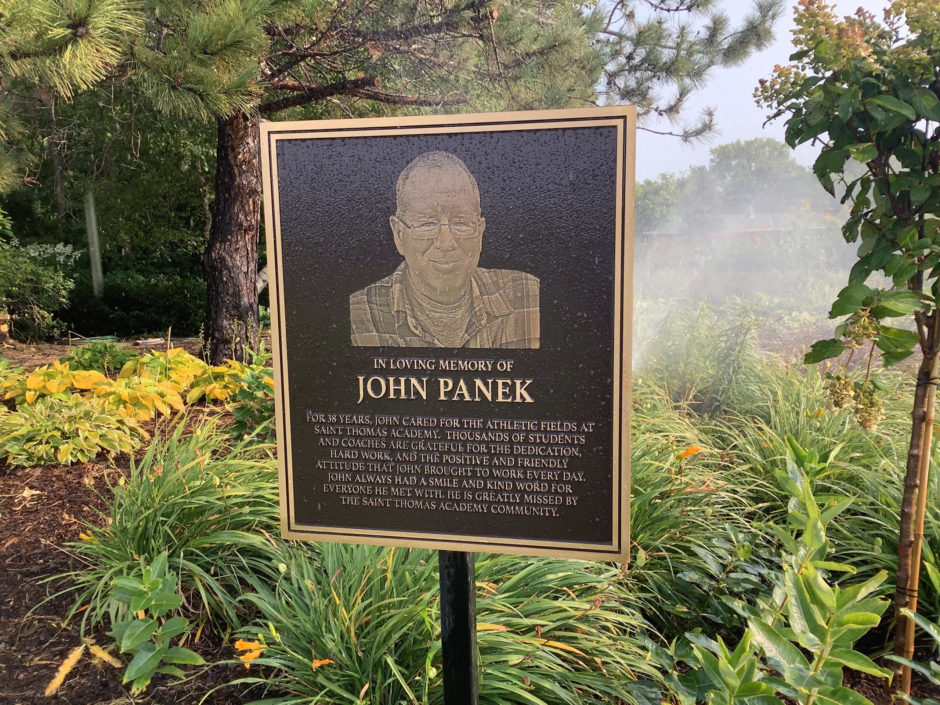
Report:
349,151,540,348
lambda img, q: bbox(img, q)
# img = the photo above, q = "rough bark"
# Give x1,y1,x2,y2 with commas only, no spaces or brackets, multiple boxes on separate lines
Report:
204,111,261,364
894,311,940,686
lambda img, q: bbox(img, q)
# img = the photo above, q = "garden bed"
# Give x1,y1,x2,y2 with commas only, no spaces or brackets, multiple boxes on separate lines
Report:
0,460,251,704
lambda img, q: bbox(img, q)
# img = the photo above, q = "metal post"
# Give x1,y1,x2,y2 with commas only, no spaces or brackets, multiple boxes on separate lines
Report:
439,550,478,705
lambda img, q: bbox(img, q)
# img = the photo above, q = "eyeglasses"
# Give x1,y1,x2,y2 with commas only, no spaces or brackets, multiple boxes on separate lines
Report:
397,216,480,240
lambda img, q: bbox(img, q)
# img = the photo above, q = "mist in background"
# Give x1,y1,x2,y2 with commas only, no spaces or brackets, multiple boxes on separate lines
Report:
632,138,857,370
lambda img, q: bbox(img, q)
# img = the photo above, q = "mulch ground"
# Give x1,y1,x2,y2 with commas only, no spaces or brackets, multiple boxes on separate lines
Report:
0,460,253,705
0,339,253,705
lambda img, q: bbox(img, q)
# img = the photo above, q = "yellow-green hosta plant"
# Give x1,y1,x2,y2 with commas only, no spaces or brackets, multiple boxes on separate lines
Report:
0,393,148,466
2,359,75,405
118,347,210,389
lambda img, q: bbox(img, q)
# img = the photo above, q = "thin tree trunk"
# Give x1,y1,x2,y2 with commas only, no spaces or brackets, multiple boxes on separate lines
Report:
83,185,103,298
205,111,261,364
894,312,940,689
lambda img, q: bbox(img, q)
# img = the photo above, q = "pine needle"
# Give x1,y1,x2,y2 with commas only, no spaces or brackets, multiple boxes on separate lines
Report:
44,644,85,696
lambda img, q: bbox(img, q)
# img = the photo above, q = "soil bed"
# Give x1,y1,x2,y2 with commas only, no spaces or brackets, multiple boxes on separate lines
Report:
0,460,251,705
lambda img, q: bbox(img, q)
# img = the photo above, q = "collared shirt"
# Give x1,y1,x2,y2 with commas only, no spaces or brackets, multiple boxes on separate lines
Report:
350,263,539,348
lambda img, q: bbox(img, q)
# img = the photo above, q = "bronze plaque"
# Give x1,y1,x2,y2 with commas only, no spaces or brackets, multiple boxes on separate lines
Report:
262,107,634,560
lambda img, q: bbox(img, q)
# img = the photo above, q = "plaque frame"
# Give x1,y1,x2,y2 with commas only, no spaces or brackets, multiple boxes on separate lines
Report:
261,106,635,560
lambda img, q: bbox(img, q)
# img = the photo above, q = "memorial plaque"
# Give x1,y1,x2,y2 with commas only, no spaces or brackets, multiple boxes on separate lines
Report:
262,107,634,560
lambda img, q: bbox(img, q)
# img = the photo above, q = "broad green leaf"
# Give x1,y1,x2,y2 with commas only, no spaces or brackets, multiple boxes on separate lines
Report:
818,496,854,525
120,619,159,653
156,665,185,678
749,619,810,682
910,88,940,121
871,289,921,318
899,608,940,644
814,684,876,705
886,654,940,681
812,561,856,574
830,282,873,317
729,630,753,668
814,147,847,182
690,644,725,690
847,143,878,163
148,592,183,617
876,327,920,353
881,349,915,367
783,569,826,649
868,94,916,121
149,552,169,580
911,185,932,205
804,565,836,612
828,648,891,677
163,646,205,666
833,611,882,628
805,339,845,364
159,616,189,641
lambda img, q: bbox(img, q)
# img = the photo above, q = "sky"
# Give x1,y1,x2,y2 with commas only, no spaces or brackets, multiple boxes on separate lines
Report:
634,0,890,182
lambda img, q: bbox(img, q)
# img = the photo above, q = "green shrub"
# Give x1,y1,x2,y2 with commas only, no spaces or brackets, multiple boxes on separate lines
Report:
627,379,775,634
232,544,664,705
64,269,205,337
0,235,79,340
62,342,139,375
106,551,204,694
226,344,274,443
0,394,147,466
67,419,279,633
671,439,892,705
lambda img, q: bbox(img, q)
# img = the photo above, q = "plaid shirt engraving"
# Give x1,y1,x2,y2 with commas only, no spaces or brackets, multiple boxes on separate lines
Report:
350,264,539,348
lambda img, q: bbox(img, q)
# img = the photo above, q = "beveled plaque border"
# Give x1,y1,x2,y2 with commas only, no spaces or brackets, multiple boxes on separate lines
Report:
261,106,635,560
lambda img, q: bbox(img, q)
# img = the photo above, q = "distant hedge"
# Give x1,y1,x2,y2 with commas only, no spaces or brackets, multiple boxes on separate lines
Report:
64,270,206,338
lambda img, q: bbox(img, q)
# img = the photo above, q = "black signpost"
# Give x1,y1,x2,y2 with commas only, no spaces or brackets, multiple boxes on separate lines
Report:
260,107,634,702
439,551,478,705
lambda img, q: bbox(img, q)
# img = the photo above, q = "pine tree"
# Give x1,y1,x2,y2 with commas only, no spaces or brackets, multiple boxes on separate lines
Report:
2,0,783,360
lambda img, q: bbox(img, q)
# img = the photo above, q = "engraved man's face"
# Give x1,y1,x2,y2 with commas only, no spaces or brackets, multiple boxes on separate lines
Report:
390,163,485,304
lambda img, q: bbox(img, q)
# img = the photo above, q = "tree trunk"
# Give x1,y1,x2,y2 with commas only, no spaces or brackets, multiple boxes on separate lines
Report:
205,111,261,364
894,312,940,689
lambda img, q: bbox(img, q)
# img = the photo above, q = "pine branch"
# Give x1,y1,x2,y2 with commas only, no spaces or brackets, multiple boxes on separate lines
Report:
259,75,379,114
347,86,469,106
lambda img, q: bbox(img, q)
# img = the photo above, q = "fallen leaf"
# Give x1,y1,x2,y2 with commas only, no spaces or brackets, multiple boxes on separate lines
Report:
45,644,85,696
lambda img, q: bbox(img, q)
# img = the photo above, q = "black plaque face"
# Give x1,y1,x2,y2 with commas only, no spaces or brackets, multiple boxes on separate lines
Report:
262,108,634,560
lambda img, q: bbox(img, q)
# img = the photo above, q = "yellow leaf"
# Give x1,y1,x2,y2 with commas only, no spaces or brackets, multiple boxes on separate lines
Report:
72,370,106,390
45,644,85,696
57,443,72,464
25,389,38,404
539,639,588,657
186,387,205,404
165,392,185,411
25,374,44,390
88,644,121,668
476,623,509,632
